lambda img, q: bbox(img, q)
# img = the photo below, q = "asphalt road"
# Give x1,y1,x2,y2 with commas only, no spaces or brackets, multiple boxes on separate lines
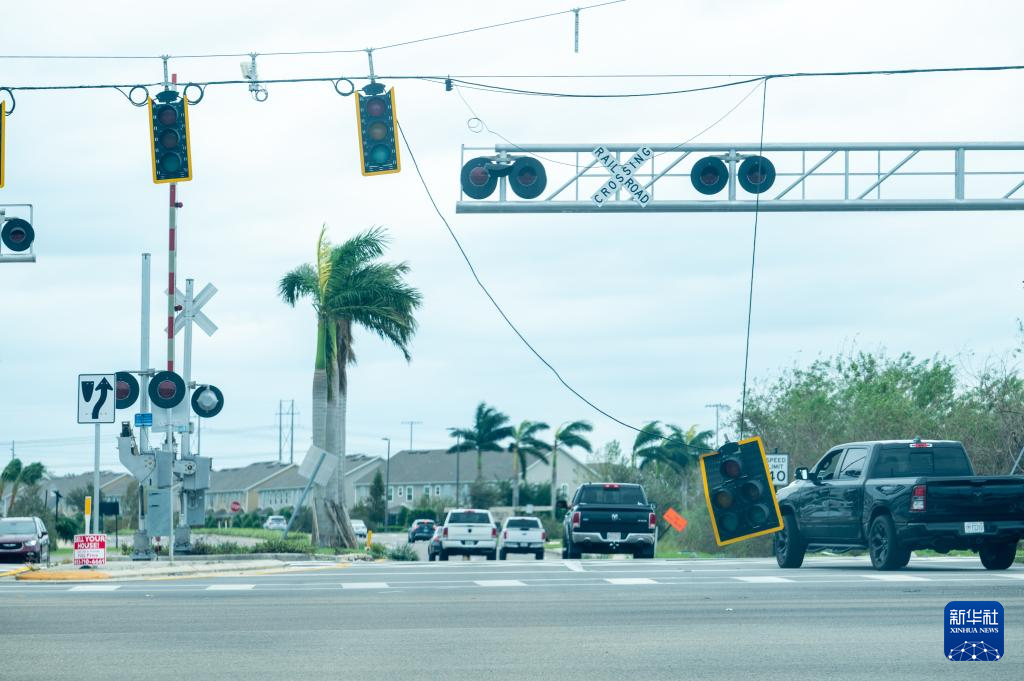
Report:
2,555,1022,680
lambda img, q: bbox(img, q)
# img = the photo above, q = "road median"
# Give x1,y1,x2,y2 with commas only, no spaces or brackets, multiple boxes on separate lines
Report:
14,557,352,582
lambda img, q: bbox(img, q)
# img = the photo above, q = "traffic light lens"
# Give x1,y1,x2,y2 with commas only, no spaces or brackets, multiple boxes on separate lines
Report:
160,153,182,173
469,166,490,187
157,105,178,127
747,167,766,185
368,145,390,164
7,228,26,245
157,380,177,399
515,166,538,187
741,481,762,501
116,380,131,401
721,459,742,478
368,122,388,141
714,490,734,509
365,97,387,117
746,505,769,526
720,513,739,533
700,166,721,186
159,129,179,149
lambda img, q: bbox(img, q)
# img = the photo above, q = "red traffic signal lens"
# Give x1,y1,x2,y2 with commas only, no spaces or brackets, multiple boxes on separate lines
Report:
741,481,762,501
700,166,721,186
160,153,182,173
515,166,538,187
116,381,132,401
159,129,179,149
469,166,491,187
721,459,742,478
156,105,178,127
367,121,388,142
714,490,734,509
1,218,34,252
7,227,27,245
157,380,178,400
365,97,387,118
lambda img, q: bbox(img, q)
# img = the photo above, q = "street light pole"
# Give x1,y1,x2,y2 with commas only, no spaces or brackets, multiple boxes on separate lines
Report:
381,437,391,529
704,403,730,448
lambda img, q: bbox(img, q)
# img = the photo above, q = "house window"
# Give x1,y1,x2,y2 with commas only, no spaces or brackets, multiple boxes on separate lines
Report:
397,486,404,499
406,486,413,500
388,486,394,501
434,485,441,497
423,485,430,498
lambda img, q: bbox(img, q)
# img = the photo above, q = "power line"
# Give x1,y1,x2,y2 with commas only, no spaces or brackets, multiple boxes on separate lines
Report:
0,1,624,62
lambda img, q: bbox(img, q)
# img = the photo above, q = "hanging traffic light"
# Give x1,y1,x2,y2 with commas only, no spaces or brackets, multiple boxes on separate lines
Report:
355,87,400,176
738,155,776,194
148,92,192,184
690,156,729,195
700,436,783,545
1,216,33,252
148,370,186,408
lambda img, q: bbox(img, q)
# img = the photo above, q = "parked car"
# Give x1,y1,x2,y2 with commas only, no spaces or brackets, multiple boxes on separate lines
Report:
427,525,444,561
408,519,435,542
498,516,545,560
774,438,1024,570
263,515,287,531
438,509,497,560
351,519,368,541
0,517,50,564
562,483,657,559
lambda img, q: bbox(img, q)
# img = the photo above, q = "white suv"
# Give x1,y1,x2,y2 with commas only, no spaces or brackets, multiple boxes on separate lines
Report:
439,509,497,561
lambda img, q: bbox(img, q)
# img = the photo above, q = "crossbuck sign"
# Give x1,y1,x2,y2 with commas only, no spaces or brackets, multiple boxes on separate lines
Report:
591,146,653,207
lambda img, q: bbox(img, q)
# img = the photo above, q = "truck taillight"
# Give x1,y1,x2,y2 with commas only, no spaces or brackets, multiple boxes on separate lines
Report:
911,485,926,512
648,512,656,530
491,527,497,538
541,531,547,541
443,527,448,538
571,511,581,529
503,530,508,540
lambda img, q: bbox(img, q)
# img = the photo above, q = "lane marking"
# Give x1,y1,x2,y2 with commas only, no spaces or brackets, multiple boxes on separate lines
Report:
474,580,526,587
205,584,255,590
861,574,930,581
69,585,121,591
563,561,585,572
341,582,389,589
605,577,657,585
734,576,795,583
997,573,1024,579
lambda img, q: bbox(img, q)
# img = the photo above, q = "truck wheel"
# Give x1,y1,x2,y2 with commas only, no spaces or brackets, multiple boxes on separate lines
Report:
633,545,655,559
439,550,449,562
869,515,907,570
499,549,507,560
561,543,568,559
566,537,582,560
487,550,497,561
775,512,806,569
535,550,544,560
980,542,1017,570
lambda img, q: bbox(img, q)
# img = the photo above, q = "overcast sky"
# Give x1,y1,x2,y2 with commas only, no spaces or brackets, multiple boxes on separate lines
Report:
1,1,1022,475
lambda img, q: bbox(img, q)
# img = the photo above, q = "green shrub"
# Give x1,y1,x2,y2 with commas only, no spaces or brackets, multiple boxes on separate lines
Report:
252,538,316,554
368,542,389,558
188,541,248,555
386,544,418,561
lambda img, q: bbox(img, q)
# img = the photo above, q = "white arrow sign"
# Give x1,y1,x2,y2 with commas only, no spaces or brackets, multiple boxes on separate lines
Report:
591,146,654,207
78,373,116,424
165,282,218,336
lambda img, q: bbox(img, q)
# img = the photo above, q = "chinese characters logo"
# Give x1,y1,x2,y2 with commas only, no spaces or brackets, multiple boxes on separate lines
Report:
945,601,1003,661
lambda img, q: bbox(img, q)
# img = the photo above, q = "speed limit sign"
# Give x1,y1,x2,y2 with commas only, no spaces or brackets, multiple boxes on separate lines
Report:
766,452,789,486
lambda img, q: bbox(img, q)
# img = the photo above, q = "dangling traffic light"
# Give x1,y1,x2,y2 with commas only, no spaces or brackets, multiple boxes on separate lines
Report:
690,156,729,195
148,370,186,408
738,155,775,194
355,87,400,176
1,216,33,252
148,92,192,184
700,436,782,545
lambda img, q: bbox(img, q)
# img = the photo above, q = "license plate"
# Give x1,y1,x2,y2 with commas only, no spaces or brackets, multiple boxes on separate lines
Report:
964,522,985,534
607,532,622,541
463,540,476,545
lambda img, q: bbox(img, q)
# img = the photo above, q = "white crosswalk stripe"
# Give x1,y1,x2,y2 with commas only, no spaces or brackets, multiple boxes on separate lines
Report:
861,574,930,581
563,561,585,572
474,580,526,587
605,578,657,585
69,585,120,591
341,582,389,589
734,576,795,583
206,584,255,590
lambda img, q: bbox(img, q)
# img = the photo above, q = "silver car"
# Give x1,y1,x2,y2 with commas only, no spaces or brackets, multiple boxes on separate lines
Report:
263,515,287,531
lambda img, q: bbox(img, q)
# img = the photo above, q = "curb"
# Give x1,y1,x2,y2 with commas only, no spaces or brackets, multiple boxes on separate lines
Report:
17,569,111,581
0,566,33,578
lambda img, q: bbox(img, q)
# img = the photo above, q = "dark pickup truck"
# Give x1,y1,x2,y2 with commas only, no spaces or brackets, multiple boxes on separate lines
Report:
774,439,1024,570
562,483,657,559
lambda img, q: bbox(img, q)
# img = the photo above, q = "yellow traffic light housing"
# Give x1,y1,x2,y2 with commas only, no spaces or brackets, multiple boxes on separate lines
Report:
148,93,192,184
700,436,783,546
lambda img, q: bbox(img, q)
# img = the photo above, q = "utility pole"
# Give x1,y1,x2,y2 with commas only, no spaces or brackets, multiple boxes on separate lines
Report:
9,440,13,461
705,403,730,448
401,420,421,453
454,433,462,507
277,400,284,464
381,437,391,528
277,400,297,464
289,400,295,464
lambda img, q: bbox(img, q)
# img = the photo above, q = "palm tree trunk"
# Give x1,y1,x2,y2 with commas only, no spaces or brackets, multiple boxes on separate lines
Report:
311,320,339,547
550,441,558,519
512,445,520,511
681,475,688,511
476,448,483,480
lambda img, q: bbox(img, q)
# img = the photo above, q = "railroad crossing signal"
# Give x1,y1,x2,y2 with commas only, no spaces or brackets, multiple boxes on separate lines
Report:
1,215,33,252
166,282,218,337
191,384,224,418
115,371,140,410
148,370,186,409
355,87,400,176
148,92,192,184
700,436,783,546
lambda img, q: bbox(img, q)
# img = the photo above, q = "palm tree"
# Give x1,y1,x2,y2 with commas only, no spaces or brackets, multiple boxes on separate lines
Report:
634,423,713,509
2,460,46,516
280,226,421,546
550,421,593,518
448,403,515,483
0,459,21,517
507,420,550,510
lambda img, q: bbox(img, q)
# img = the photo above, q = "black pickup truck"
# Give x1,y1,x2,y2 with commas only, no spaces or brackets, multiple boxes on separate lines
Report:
561,483,657,559
774,439,1024,570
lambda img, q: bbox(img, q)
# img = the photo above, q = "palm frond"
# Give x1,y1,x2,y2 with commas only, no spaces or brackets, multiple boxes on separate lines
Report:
278,264,319,307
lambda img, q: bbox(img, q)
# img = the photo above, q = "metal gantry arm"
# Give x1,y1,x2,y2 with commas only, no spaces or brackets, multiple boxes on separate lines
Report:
457,142,1024,213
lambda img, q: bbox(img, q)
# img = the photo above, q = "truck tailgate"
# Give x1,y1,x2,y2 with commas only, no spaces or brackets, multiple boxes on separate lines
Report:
446,524,494,542
924,476,1024,521
579,507,651,535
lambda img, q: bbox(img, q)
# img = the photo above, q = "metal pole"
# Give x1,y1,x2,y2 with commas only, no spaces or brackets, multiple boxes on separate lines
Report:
92,424,100,532
455,434,461,506
573,8,580,53
182,279,193,459
278,400,284,464
167,409,174,564
140,254,151,453
382,437,391,528
289,401,295,464
166,74,179,376
401,420,421,452
284,452,326,539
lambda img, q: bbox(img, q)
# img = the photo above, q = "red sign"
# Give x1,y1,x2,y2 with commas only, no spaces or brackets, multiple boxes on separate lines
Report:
73,533,107,567
230,500,242,512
